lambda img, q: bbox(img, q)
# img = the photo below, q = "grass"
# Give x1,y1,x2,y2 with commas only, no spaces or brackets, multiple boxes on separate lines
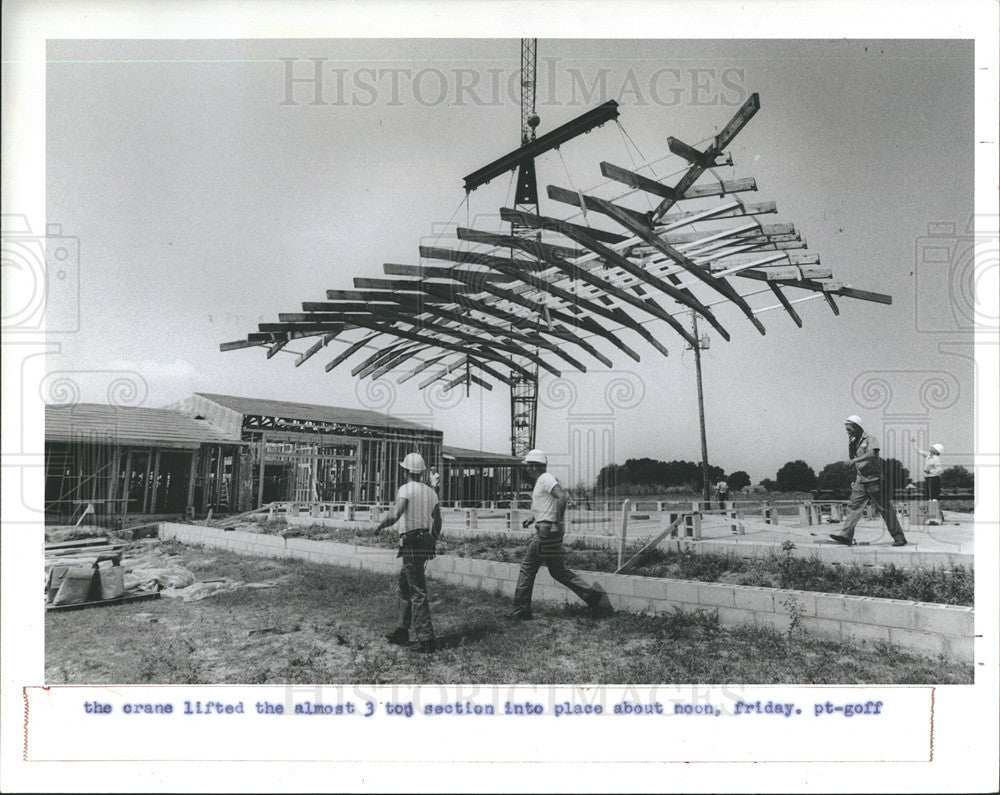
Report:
45,544,972,685
257,521,974,606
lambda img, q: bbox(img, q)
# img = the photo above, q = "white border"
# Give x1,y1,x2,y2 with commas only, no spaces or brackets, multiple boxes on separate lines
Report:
2,1,998,792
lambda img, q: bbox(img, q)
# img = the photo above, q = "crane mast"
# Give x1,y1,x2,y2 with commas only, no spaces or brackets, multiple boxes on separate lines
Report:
509,38,541,459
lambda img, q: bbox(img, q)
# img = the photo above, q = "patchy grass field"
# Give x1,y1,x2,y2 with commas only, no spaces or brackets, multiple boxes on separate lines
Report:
45,543,972,685
261,522,974,606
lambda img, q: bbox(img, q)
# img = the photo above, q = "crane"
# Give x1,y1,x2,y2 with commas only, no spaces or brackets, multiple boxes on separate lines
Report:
509,38,541,459
460,41,619,457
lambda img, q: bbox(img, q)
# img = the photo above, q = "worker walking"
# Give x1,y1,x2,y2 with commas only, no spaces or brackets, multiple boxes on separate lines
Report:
511,449,610,620
830,415,907,547
374,452,441,653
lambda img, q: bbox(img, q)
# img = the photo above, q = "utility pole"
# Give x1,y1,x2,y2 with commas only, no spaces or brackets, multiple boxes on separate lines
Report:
690,311,711,507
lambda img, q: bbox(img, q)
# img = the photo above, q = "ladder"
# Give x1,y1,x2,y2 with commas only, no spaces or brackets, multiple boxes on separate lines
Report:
218,479,230,511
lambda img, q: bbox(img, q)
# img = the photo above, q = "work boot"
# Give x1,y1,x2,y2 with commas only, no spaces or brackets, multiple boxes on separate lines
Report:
508,611,533,621
412,638,436,654
892,539,908,547
385,628,409,645
829,534,854,546
586,592,614,618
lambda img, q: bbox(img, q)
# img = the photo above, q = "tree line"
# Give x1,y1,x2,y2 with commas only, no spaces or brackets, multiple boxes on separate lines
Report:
593,456,974,498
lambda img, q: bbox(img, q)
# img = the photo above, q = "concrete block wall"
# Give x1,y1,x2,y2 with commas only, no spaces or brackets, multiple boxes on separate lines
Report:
682,538,972,571
158,523,973,662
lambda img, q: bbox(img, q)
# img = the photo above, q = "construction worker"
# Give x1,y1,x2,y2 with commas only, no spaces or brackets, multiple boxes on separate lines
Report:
715,478,730,510
511,449,610,620
911,439,946,522
830,415,907,547
911,440,944,501
374,452,441,653
428,465,441,493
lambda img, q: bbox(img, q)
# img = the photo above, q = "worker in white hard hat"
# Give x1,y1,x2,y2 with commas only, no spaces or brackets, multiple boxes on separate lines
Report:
911,438,946,519
830,416,908,547
373,451,442,653
511,449,611,620
911,439,944,500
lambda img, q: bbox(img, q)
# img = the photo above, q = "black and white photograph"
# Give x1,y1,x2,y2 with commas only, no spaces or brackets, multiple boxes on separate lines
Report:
2,1,998,791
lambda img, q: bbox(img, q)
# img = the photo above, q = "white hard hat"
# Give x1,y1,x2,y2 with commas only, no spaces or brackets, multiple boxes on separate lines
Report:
845,415,863,427
400,452,426,472
931,443,944,455
523,448,547,465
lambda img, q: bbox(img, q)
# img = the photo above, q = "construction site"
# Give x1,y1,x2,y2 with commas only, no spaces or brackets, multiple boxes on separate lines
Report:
42,38,978,685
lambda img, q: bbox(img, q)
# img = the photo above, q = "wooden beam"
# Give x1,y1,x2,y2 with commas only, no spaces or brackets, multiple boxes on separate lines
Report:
823,292,841,316
615,515,685,573
737,270,892,304
266,340,287,359
219,339,265,352
325,332,382,372
455,228,586,260
321,314,538,381
420,246,548,273
767,283,803,328
348,264,643,364
581,192,766,336
501,207,706,348
294,331,340,367
651,92,760,220
757,266,832,280
430,235,671,357
397,353,450,384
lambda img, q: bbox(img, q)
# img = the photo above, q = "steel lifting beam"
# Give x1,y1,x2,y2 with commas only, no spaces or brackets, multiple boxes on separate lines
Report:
463,100,620,192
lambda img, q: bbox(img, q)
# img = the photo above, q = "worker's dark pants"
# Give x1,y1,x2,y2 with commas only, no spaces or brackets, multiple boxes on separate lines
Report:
513,522,597,613
925,476,941,501
840,480,906,543
717,497,728,510
396,532,435,641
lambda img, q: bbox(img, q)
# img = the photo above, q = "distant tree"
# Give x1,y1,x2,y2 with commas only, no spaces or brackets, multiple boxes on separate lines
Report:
816,461,854,498
727,471,751,491
759,478,777,492
940,465,974,491
880,457,909,495
776,460,817,492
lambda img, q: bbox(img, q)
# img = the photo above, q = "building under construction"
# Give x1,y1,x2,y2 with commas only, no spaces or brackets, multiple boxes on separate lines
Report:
44,393,518,523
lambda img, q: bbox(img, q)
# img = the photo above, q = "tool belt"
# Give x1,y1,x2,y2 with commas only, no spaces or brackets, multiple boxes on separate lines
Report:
398,529,436,559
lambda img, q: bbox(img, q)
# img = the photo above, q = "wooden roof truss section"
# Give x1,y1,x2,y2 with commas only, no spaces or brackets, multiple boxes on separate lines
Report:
222,92,891,391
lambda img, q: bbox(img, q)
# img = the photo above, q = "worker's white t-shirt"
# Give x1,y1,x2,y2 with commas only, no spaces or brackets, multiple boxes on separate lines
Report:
923,454,944,478
395,480,438,533
531,471,561,523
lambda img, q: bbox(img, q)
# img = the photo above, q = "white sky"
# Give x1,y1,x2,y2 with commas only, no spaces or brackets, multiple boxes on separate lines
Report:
44,38,974,483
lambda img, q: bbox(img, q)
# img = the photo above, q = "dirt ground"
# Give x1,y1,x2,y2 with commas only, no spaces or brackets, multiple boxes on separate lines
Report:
45,542,972,685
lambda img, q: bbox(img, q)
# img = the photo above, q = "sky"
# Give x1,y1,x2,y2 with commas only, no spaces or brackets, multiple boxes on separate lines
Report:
43,38,975,484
